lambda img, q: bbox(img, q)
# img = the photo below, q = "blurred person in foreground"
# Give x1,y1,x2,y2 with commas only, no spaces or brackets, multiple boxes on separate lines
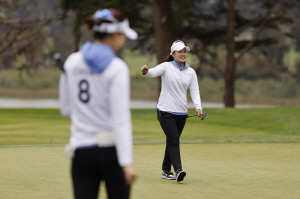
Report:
59,8,138,199
141,40,203,182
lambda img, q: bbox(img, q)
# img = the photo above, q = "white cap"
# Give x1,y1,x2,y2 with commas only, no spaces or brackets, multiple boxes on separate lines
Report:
93,19,138,40
93,9,138,40
170,40,190,55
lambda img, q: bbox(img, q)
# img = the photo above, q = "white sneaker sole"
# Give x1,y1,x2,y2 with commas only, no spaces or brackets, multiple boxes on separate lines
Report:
162,176,176,180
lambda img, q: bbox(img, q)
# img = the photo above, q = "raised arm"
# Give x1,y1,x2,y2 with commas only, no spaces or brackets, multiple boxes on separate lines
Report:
141,63,166,77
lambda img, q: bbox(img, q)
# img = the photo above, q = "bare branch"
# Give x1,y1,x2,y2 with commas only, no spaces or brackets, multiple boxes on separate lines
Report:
197,54,225,76
0,15,61,25
236,15,270,35
32,0,45,21
235,0,298,63
236,9,272,62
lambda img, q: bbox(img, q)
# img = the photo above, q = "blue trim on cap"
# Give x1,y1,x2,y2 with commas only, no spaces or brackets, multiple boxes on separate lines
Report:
93,9,114,20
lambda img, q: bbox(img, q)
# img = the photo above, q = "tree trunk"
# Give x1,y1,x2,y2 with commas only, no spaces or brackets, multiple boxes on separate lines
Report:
153,0,176,96
71,9,81,52
224,0,236,107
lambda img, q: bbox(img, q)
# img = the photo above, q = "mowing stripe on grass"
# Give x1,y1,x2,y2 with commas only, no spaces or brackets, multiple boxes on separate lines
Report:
1,144,299,199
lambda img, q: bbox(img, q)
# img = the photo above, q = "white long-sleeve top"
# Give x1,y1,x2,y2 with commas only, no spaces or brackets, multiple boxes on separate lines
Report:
59,52,133,167
144,62,202,113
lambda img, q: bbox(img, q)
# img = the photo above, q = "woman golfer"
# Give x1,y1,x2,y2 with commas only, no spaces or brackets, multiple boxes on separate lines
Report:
59,8,137,199
141,40,202,182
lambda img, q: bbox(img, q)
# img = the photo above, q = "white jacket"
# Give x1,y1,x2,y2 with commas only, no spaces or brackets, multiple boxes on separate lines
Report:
144,62,202,113
59,52,133,166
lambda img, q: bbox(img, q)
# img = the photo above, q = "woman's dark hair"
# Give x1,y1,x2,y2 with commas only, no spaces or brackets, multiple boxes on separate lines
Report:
164,54,174,62
84,8,125,40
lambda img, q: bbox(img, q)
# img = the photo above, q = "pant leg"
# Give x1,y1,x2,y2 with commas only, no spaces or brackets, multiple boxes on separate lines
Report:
158,109,172,171
175,115,187,170
158,111,182,172
72,149,102,199
72,147,130,199
162,143,172,172
103,148,130,199
176,115,187,138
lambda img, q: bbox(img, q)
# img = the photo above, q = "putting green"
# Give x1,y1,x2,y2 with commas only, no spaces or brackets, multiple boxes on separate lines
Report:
1,143,299,199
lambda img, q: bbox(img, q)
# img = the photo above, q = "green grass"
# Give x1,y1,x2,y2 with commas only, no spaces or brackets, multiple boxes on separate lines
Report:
1,144,300,199
0,68,61,90
132,108,300,144
133,144,300,199
0,108,300,199
0,109,70,145
1,108,300,146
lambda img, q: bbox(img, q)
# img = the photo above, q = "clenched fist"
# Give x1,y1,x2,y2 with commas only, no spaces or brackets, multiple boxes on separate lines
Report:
122,165,138,185
141,65,149,74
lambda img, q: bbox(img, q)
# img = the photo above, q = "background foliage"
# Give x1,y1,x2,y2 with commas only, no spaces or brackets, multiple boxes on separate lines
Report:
0,0,300,106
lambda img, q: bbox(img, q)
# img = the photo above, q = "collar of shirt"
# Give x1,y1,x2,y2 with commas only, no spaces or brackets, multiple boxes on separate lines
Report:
170,60,189,71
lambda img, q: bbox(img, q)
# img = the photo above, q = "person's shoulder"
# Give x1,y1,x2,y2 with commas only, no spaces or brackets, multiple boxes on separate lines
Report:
64,52,84,69
187,66,195,71
155,61,171,68
112,57,128,67
160,62,172,66
66,51,82,61
106,57,129,74
186,66,196,73
110,58,129,71
65,52,84,65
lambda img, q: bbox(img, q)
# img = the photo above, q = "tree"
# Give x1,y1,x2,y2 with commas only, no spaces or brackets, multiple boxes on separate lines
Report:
56,0,299,106
152,0,176,94
0,0,60,70
172,0,298,107
224,0,298,107
225,0,236,107
58,0,144,52
152,0,176,63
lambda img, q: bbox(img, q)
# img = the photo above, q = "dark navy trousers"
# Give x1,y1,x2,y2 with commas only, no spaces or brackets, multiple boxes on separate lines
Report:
157,109,187,172
71,147,130,199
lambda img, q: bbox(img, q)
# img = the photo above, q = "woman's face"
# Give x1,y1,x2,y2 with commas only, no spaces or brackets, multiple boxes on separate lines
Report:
172,48,187,63
113,33,126,52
